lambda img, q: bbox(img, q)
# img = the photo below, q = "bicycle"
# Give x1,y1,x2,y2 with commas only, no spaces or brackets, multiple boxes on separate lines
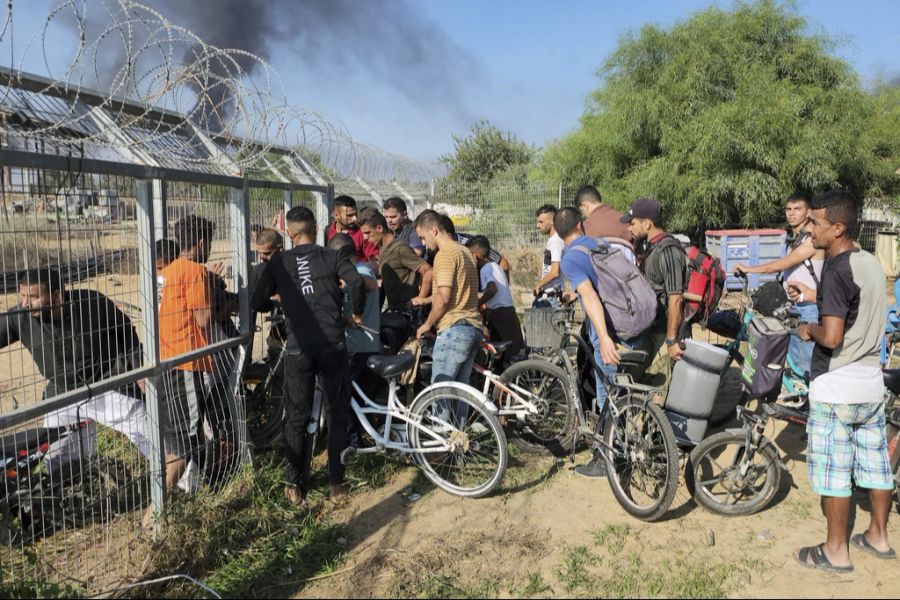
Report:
471,339,577,456
243,311,288,450
706,274,810,426
536,304,680,521
0,420,140,546
301,352,508,498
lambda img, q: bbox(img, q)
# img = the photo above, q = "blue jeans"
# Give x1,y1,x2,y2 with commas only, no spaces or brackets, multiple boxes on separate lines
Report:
592,336,645,413
431,322,483,385
788,302,818,377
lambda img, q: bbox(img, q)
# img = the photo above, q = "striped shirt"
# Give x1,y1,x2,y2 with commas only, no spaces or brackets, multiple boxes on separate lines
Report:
433,241,482,332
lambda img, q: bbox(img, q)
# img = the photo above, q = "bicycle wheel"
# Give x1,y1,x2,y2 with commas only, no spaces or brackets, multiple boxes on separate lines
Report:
243,363,285,450
498,359,576,456
409,383,507,498
63,457,136,527
689,430,781,516
603,398,679,522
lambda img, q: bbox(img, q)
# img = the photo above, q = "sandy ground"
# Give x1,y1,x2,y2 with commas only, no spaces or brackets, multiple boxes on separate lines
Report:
296,419,900,599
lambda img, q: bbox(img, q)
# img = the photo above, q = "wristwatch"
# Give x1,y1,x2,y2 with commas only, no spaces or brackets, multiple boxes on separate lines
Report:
665,338,677,347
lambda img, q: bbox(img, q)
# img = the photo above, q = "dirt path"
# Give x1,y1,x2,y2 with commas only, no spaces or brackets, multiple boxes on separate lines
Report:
298,423,900,598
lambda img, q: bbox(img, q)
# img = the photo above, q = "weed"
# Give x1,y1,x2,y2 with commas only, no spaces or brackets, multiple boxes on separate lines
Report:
519,572,552,597
555,545,596,594
591,523,631,554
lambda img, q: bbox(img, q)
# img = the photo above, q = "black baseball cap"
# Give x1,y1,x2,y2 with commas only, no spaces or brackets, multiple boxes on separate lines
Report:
620,198,661,223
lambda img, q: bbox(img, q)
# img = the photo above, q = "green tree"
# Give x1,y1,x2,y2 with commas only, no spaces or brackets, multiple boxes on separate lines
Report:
541,0,900,231
440,120,534,190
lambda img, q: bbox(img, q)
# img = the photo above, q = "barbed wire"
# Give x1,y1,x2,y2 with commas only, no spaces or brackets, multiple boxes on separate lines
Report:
0,0,437,182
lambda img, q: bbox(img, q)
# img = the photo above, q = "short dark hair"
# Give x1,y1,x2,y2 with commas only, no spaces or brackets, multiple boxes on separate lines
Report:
333,195,357,210
286,206,316,236
535,204,557,218
811,190,859,236
575,185,602,207
439,214,456,236
383,196,408,213
18,267,63,295
786,193,811,207
414,209,446,233
359,210,388,230
255,228,283,248
155,238,180,263
174,215,215,251
464,235,491,257
327,232,356,259
554,206,584,238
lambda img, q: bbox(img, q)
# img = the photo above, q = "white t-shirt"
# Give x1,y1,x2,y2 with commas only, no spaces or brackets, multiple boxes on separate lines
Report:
809,362,885,405
480,262,514,310
542,234,565,290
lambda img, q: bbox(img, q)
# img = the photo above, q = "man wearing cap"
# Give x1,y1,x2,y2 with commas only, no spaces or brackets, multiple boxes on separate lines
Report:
622,198,688,375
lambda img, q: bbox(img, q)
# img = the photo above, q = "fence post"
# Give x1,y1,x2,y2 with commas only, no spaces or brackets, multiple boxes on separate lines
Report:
228,180,251,458
558,182,563,208
152,179,166,237
135,179,167,530
428,179,435,210
317,183,334,246
283,189,293,250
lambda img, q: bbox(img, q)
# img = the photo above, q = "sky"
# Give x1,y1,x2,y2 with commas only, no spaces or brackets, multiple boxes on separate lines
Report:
6,0,899,163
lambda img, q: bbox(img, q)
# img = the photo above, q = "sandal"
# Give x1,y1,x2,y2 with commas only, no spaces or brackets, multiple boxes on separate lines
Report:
794,544,854,573
851,533,896,560
284,485,309,509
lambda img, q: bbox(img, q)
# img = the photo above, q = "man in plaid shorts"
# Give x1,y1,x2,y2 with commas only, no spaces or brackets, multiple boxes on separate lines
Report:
790,190,895,572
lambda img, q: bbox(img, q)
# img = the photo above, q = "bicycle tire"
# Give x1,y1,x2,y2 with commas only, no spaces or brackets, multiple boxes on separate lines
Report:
63,457,137,528
244,363,285,450
603,398,679,522
408,383,507,498
689,430,781,516
498,359,576,456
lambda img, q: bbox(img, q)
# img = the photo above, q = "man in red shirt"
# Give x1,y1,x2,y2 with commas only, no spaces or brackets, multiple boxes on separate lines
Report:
326,195,379,262
576,185,633,243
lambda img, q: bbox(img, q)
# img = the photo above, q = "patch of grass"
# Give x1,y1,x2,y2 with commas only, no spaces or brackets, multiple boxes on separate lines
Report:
591,523,631,554
135,454,348,598
344,453,407,492
0,581,82,599
519,572,552,597
555,545,597,594
471,575,503,599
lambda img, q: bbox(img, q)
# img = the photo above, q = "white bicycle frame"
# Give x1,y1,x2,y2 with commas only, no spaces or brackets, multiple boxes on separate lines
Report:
349,379,496,456
472,362,541,420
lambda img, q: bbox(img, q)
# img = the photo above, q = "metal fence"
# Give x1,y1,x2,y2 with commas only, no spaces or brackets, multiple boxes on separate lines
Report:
0,149,328,592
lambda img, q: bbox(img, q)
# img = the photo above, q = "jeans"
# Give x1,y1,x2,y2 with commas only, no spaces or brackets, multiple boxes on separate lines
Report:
431,322,482,425
283,345,351,490
788,302,818,377
431,322,483,385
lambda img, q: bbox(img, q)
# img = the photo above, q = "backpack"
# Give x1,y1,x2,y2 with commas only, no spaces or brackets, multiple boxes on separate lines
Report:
571,241,657,340
653,236,726,325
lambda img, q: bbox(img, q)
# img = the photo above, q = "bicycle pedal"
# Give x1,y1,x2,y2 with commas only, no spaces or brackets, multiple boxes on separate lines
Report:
340,446,358,466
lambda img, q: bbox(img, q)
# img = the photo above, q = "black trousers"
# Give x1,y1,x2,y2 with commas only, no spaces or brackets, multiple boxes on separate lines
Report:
484,306,525,358
283,345,351,489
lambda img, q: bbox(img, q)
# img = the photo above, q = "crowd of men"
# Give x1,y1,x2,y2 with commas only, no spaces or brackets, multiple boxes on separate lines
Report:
1,186,893,569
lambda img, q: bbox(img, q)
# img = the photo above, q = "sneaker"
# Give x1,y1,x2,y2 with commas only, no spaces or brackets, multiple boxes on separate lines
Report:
574,456,607,479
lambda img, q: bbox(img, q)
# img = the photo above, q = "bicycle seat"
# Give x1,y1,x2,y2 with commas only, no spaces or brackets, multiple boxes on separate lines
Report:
883,369,900,395
367,352,416,379
484,340,513,356
0,426,69,458
619,351,648,368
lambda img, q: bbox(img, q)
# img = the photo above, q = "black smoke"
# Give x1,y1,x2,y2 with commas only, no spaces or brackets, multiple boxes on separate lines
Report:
144,0,481,129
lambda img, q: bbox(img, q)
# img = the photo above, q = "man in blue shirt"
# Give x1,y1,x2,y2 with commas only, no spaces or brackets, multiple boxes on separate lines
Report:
555,207,623,478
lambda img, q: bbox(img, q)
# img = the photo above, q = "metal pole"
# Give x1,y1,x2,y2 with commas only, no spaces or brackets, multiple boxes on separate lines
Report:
135,179,166,531
282,189,293,250
228,180,251,458
152,179,166,238
558,182,563,209
428,179,435,210
318,183,334,246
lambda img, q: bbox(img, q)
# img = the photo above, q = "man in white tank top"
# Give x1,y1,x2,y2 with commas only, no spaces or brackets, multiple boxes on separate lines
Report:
735,194,825,376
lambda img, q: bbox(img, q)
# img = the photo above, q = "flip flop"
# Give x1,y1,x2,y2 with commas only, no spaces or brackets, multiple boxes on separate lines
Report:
851,533,897,560
794,544,854,574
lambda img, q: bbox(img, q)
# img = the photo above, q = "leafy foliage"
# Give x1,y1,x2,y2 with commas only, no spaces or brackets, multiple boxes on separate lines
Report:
540,0,900,231
440,120,534,192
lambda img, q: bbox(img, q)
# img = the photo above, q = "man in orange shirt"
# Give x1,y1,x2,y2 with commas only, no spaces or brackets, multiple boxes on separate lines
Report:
153,215,220,526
